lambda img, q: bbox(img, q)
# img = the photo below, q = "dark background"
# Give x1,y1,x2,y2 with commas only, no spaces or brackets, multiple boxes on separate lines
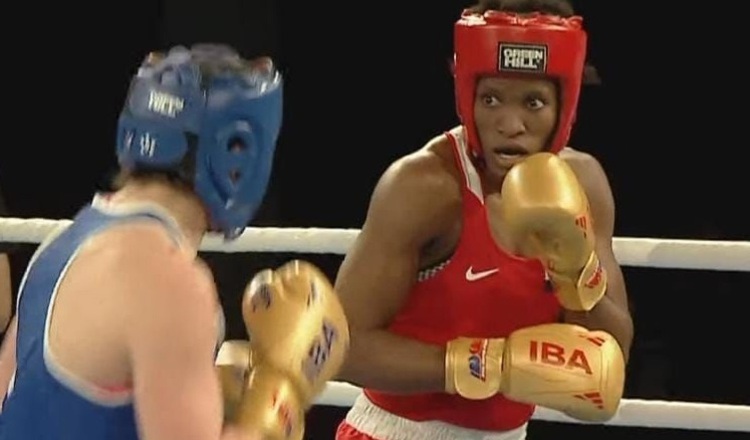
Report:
1,0,747,439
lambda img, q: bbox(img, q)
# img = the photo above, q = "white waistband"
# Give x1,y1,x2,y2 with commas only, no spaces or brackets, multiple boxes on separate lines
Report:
345,394,527,440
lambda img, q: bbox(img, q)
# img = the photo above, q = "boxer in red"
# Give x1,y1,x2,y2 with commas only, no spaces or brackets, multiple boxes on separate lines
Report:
333,1,633,439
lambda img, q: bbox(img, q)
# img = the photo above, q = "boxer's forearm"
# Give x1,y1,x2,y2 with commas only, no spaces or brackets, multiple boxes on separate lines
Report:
562,296,633,363
0,316,17,404
0,255,11,331
337,329,446,393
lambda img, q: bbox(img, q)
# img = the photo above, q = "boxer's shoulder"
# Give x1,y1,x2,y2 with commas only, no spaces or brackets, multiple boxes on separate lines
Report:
375,136,461,211
88,222,216,304
362,135,462,242
559,147,609,191
559,147,616,220
99,228,219,344
193,257,216,286
559,146,597,165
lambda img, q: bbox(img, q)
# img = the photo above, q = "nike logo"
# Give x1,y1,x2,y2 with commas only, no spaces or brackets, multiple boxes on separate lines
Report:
465,266,499,281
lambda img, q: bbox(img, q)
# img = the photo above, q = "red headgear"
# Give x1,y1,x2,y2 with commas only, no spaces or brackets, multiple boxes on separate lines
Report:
453,10,587,156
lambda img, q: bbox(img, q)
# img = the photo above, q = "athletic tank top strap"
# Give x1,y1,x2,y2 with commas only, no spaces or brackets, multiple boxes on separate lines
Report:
89,192,185,246
444,128,483,204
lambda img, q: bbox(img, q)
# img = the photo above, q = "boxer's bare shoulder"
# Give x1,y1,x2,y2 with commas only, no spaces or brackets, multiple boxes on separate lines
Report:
194,256,218,288
559,147,613,206
559,146,597,166
365,132,462,243
86,221,219,343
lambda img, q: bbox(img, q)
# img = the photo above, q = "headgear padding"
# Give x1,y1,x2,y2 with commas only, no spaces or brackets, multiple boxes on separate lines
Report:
116,45,283,240
453,11,587,156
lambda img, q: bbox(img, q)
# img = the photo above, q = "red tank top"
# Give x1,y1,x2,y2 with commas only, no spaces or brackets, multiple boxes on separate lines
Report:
364,129,562,431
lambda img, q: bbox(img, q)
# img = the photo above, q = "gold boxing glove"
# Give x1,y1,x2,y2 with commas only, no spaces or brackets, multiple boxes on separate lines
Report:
215,340,251,422
233,260,350,440
445,323,625,422
498,152,607,311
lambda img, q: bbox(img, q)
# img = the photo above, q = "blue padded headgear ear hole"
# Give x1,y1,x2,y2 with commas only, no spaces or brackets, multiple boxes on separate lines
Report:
228,136,247,153
227,136,249,188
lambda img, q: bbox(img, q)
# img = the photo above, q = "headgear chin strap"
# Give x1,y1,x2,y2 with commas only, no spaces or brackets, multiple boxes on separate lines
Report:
453,11,587,156
115,45,283,240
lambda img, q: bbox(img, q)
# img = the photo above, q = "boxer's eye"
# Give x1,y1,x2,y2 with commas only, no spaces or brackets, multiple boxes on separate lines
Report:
526,97,546,111
480,94,500,107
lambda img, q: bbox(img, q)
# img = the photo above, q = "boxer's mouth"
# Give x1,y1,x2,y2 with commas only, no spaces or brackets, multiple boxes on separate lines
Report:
493,145,528,160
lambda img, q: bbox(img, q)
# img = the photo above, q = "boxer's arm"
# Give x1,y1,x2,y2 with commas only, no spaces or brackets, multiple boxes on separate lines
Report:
0,255,11,331
562,151,634,361
336,154,458,393
124,248,229,440
0,316,17,406
0,187,14,331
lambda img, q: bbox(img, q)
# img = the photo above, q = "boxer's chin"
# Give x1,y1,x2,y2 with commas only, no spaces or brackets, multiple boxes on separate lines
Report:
482,159,512,184
490,144,530,170
493,152,527,169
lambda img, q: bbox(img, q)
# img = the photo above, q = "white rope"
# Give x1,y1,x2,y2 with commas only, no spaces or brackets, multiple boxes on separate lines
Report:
0,217,748,271
2,216,749,431
314,382,750,432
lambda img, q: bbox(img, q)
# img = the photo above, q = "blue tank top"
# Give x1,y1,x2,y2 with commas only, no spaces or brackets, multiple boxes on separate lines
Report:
0,197,190,440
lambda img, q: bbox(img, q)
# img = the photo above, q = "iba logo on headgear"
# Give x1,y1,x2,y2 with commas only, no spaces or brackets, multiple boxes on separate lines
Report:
498,43,548,73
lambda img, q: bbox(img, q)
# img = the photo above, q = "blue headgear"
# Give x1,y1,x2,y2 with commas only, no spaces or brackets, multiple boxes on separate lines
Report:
115,44,283,239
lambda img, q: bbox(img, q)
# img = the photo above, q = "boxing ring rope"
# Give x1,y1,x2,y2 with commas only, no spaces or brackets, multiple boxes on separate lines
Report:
1,217,749,432
0,218,748,272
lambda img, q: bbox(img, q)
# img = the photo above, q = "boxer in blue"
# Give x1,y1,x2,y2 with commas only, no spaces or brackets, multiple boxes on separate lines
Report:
0,44,343,440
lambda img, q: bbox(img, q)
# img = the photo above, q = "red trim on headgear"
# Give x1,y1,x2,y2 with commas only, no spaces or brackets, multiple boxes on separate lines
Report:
453,11,587,156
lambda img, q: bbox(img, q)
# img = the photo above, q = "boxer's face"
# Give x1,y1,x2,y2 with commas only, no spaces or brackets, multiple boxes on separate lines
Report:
473,75,558,178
